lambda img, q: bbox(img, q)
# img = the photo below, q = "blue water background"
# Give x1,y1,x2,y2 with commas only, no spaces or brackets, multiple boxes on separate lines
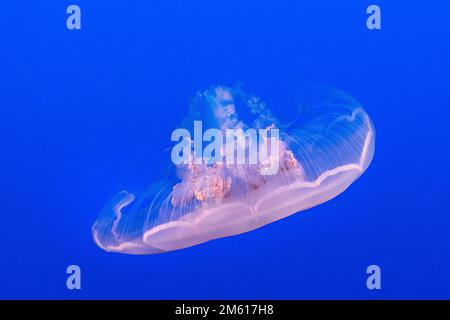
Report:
1,1,449,298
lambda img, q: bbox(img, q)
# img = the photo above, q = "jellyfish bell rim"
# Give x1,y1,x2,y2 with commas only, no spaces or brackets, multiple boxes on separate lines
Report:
96,163,368,255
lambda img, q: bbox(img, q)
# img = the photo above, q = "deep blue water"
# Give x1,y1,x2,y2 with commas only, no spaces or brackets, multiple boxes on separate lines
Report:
1,1,449,299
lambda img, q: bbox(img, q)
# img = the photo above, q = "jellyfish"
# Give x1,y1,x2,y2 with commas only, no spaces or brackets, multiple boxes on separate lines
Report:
92,86,375,254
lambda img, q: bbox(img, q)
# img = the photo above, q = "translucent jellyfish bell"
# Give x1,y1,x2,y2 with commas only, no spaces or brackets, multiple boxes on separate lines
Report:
92,86,375,254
